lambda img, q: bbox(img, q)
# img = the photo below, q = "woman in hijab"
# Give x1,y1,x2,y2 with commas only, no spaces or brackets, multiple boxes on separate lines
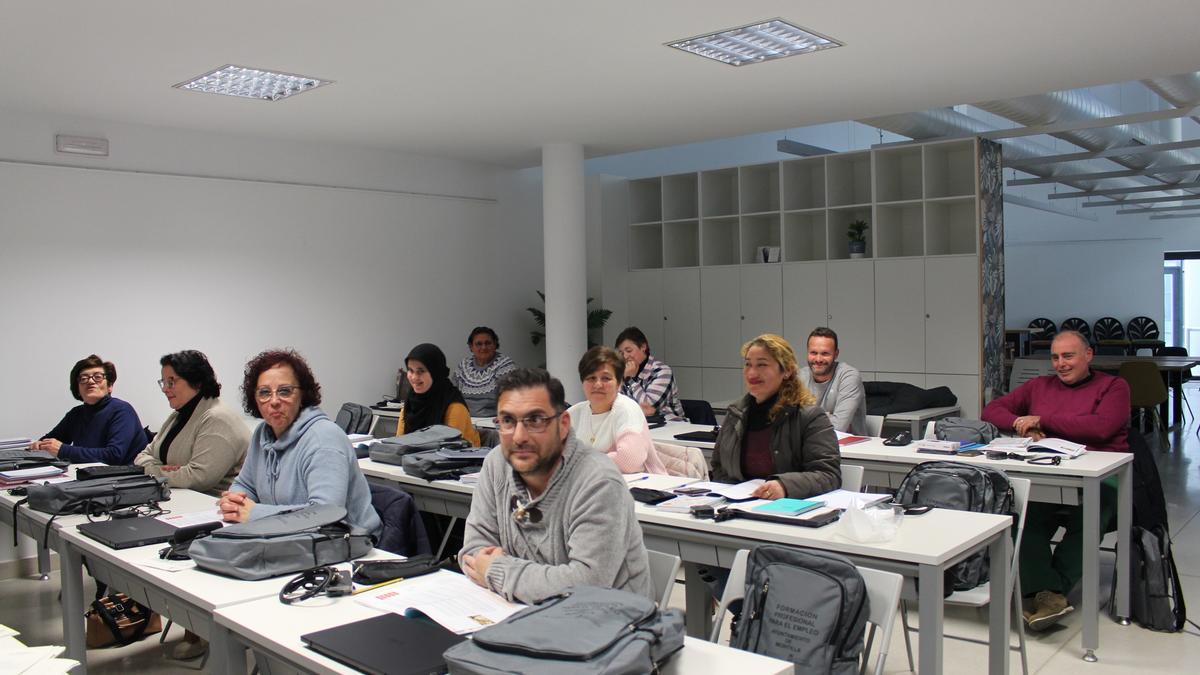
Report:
398,343,481,446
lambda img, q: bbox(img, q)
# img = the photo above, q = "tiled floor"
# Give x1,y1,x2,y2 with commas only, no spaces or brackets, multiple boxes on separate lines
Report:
3,386,1198,673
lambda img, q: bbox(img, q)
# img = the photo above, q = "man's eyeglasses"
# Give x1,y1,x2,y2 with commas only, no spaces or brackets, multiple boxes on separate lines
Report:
78,373,107,384
157,377,181,390
256,385,301,402
494,412,562,433
985,450,1061,465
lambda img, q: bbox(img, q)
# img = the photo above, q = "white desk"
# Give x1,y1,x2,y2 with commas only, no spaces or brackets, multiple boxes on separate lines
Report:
214,592,794,675
0,464,108,669
839,437,1132,663
56,489,391,674
883,405,961,437
650,421,719,449
360,460,1013,675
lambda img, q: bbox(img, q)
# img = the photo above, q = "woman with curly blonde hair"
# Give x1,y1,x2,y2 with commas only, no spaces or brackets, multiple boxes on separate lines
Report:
710,334,840,500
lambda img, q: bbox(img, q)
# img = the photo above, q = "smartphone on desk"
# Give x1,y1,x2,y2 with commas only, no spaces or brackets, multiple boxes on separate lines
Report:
673,486,710,496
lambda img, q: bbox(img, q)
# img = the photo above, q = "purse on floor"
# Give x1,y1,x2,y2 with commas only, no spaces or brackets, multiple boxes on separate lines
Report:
85,592,162,648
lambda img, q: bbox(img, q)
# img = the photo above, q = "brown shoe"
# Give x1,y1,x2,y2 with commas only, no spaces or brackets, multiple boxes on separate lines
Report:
1025,591,1073,632
170,631,208,660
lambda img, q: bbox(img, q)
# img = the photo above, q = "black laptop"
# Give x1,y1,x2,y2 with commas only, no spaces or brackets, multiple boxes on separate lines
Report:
301,613,464,675
77,515,178,550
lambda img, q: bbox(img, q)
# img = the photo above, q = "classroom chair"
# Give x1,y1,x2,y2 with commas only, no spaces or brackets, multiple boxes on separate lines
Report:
709,548,905,675
1118,361,1170,450
899,477,1032,675
841,464,865,492
646,550,683,608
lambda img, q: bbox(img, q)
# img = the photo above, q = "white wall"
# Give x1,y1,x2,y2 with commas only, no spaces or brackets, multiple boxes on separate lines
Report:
0,107,542,452
1004,238,1164,328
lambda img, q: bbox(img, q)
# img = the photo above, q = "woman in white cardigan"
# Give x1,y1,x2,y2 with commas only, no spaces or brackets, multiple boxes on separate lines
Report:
134,350,249,496
567,346,666,475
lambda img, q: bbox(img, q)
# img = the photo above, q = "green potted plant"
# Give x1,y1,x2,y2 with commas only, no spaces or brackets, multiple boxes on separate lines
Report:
526,291,612,348
847,219,869,258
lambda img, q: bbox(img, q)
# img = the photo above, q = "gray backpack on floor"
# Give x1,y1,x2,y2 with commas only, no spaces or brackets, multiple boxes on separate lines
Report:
189,504,373,580
369,424,469,465
934,417,999,443
895,461,1013,591
732,545,868,675
443,585,685,674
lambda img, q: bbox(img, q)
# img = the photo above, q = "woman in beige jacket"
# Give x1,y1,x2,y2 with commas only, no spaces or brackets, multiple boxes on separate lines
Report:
134,350,249,496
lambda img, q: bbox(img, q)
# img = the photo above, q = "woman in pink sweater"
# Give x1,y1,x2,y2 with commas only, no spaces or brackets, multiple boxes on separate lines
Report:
567,346,667,474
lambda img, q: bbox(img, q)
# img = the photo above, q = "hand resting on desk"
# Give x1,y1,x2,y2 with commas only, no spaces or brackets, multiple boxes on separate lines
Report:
217,490,256,523
462,545,506,588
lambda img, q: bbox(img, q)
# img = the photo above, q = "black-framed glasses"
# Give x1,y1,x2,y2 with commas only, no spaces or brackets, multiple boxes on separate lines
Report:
494,412,562,433
986,450,1061,465
255,385,301,402
509,495,543,524
78,373,107,384
1027,455,1062,466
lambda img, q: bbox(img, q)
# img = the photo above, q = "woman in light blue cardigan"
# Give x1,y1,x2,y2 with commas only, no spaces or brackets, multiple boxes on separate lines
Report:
218,349,381,539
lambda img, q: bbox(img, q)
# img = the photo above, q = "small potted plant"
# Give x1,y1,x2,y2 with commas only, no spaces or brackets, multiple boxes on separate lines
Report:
847,219,869,258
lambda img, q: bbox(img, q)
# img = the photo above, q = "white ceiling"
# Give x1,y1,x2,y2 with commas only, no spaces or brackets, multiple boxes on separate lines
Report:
2,1,1199,168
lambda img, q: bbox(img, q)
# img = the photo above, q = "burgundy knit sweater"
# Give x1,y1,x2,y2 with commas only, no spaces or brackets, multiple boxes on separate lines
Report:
981,371,1130,452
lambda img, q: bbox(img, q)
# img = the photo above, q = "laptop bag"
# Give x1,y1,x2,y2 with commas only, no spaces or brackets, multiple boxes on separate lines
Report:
369,425,469,465
443,585,685,674
188,503,373,580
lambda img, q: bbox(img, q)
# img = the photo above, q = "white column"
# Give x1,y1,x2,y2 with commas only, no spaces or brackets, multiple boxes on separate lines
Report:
542,143,587,402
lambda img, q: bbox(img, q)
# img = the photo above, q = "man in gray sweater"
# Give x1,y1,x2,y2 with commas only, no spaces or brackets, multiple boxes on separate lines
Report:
460,368,654,604
798,327,868,435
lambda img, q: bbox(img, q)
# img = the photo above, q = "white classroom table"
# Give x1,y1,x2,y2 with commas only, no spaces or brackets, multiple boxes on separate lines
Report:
0,463,109,669
839,436,1132,663
214,592,794,675
56,489,392,674
359,458,1013,675
882,405,961,437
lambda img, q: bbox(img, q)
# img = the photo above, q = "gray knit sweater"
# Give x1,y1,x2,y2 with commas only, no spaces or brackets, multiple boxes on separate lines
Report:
799,361,868,435
459,431,654,604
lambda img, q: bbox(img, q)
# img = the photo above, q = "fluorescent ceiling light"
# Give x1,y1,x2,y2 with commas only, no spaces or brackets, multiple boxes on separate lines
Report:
668,18,841,66
173,65,330,101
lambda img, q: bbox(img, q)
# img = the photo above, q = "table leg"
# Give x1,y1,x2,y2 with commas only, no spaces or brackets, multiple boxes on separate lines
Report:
917,564,943,675
58,540,87,672
1171,373,1183,428
1115,464,1132,624
1081,477,1100,662
683,562,713,639
211,623,245,675
987,533,1012,675
37,543,51,581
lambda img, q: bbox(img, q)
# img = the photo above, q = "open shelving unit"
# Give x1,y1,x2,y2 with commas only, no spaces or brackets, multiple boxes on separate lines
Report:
627,138,982,269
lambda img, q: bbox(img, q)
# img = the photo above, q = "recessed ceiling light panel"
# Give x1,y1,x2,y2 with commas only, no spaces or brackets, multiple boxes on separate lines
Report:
173,65,331,101
668,18,841,66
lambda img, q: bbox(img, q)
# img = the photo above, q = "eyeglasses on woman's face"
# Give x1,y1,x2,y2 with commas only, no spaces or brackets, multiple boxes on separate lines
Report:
78,373,107,384
255,385,301,403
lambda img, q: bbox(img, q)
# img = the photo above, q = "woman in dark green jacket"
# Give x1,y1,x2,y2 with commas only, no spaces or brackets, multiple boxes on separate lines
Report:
710,333,840,499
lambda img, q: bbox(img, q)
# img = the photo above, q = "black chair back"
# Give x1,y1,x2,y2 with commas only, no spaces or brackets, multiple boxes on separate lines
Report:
1127,316,1160,341
1092,316,1126,341
681,399,718,426
1060,317,1092,341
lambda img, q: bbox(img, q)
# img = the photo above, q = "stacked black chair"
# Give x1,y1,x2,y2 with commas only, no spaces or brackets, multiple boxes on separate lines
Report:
1091,316,1130,355
1028,318,1057,353
1060,317,1092,343
1127,316,1165,354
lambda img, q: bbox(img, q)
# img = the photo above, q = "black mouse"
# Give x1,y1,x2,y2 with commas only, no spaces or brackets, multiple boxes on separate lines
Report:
883,430,912,446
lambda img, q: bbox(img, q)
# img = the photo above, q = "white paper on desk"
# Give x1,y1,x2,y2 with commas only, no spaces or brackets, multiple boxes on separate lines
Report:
682,479,764,501
156,509,224,529
814,489,892,510
0,466,65,481
355,569,523,634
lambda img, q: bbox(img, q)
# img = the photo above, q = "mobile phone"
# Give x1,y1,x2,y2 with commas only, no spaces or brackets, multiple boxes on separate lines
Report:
673,486,710,496
957,449,983,457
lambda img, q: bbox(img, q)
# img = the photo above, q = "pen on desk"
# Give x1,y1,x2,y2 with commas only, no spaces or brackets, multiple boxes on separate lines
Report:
353,576,407,595
626,475,651,483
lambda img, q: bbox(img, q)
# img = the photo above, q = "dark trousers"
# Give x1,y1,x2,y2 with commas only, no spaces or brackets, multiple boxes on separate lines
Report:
1019,475,1119,595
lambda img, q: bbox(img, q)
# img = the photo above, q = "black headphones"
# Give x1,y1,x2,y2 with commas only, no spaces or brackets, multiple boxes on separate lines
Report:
279,566,353,604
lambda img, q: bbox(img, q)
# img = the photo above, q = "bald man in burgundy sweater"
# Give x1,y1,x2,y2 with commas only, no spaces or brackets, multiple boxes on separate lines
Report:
982,330,1130,631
